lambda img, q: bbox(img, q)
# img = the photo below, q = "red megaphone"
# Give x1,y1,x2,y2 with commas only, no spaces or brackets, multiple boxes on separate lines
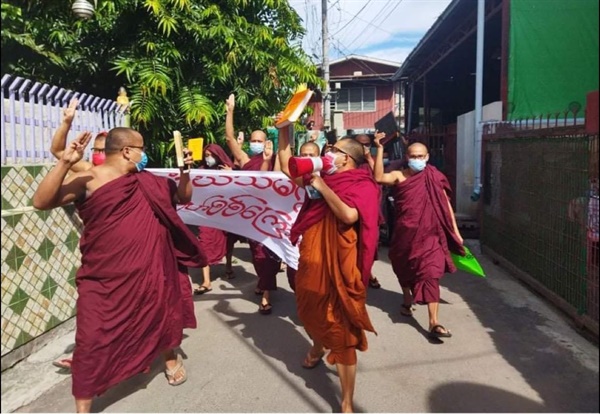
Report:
289,156,335,178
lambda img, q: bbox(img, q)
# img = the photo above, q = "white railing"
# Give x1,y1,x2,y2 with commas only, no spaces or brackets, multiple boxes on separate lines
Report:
1,74,126,165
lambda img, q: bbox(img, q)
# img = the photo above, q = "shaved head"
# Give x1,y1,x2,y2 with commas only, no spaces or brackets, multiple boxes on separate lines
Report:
300,142,320,157
355,134,371,146
105,127,143,153
250,130,267,143
407,142,428,154
338,138,365,166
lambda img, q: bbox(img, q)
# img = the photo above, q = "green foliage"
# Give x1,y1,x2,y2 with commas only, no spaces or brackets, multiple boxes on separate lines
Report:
1,0,322,167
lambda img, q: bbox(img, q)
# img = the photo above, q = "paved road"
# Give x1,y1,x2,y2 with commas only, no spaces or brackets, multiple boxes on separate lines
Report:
6,241,599,413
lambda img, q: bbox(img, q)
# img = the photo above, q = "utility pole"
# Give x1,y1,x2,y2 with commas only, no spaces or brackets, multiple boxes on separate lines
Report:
322,0,331,130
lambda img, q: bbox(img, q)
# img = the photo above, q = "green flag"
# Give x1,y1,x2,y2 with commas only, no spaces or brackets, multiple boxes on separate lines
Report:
451,246,486,278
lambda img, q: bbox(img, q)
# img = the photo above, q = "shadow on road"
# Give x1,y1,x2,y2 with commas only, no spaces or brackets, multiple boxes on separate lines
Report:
428,381,547,412
439,243,599,413
212,290,364,413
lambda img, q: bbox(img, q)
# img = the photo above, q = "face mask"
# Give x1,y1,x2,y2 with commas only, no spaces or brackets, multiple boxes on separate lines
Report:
205,156,216,167
249,142,264,155
383,158,390,166
91,152,105,166
323,151,339,175
132,150,148,172
408,158,427,173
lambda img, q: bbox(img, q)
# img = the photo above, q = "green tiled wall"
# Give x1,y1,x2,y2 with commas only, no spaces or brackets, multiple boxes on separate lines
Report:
1,165,82,356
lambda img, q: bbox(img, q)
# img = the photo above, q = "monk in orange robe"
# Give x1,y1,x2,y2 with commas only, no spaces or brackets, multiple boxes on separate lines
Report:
289,137,380,413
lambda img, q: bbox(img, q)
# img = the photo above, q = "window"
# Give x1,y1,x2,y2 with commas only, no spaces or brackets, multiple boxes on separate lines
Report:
335,87,376,112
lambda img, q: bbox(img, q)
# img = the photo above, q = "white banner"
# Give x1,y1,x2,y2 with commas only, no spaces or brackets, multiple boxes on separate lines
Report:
148,169,305,269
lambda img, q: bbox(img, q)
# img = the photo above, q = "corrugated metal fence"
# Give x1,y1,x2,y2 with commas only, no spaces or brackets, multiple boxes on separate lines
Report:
482,93,599,335
1,74,126,165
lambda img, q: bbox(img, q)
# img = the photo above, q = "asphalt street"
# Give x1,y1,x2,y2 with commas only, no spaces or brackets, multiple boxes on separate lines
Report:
4,241,599,413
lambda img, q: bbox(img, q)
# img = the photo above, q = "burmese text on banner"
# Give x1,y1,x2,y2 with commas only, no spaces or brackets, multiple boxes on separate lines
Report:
148,169,304,269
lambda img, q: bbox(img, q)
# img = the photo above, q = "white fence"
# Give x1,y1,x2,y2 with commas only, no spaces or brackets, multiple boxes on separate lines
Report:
1,74,126,165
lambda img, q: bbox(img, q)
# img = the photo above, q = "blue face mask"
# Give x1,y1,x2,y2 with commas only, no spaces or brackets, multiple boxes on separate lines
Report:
383,158,390,166
408,158,427,172
249,142,264,155
133,151,148,172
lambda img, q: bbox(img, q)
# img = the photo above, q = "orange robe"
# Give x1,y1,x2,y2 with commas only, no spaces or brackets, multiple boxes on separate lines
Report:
295,211,375,366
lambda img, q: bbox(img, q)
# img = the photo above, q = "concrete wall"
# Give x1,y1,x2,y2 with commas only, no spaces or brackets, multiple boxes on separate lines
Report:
456,101,503,220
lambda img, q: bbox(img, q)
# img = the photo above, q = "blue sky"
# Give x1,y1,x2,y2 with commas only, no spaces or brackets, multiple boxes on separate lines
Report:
289,0,452,64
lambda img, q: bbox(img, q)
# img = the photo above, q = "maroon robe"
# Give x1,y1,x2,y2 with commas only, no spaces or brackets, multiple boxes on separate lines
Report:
389,165,464,304
196,144,234,265
291,168,381,286
241,153,281,290
72,172,205,399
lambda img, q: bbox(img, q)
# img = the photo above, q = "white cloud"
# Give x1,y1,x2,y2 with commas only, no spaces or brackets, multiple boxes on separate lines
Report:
290,0,452,64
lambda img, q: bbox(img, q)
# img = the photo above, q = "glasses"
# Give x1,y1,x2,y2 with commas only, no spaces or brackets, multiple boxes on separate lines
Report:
327,146,358,163
121,145,146,151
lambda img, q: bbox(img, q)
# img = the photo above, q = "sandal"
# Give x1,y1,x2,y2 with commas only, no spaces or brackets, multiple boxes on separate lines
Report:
258,302,272,315
368,277,381,289
52,358,72,370
224,270,235,280
193,285,212,295
302,350,325,369
165,354,187,386
429,324,452,338
400,303,414,317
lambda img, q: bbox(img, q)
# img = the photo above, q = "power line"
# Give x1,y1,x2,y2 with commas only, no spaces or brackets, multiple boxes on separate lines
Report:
344,0,396,50
350,0,405,51
336,7,396,36
330,0,373,37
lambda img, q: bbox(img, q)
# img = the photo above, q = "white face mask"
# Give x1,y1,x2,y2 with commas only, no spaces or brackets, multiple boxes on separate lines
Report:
249,142,264,155
205,156,216,167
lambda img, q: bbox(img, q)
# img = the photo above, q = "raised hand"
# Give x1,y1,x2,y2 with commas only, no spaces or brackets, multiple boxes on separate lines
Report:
373,130,386,148
263,140,274,160
237,131,244,146
62,131,92,165
62,98,78,124
226,94,235,112
182,148,194,169
274,111,284,126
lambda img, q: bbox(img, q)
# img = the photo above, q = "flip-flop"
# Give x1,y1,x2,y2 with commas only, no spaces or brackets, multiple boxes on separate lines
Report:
165,354,187,386
429,324,452,338
259,302,272,315
194,285,212,295
302,350,325,369
400,304,414,317
369,277,381,289
52,358,72,370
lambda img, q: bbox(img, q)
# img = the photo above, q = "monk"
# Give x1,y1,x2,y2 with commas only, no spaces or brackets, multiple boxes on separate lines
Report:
50,97,107,172
33,128,206,413
225,93,281,314
289,137,380,413
193,143,235,294
354,133,385,289
49,98,108,371
276,120,322,292
373,137,464,340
